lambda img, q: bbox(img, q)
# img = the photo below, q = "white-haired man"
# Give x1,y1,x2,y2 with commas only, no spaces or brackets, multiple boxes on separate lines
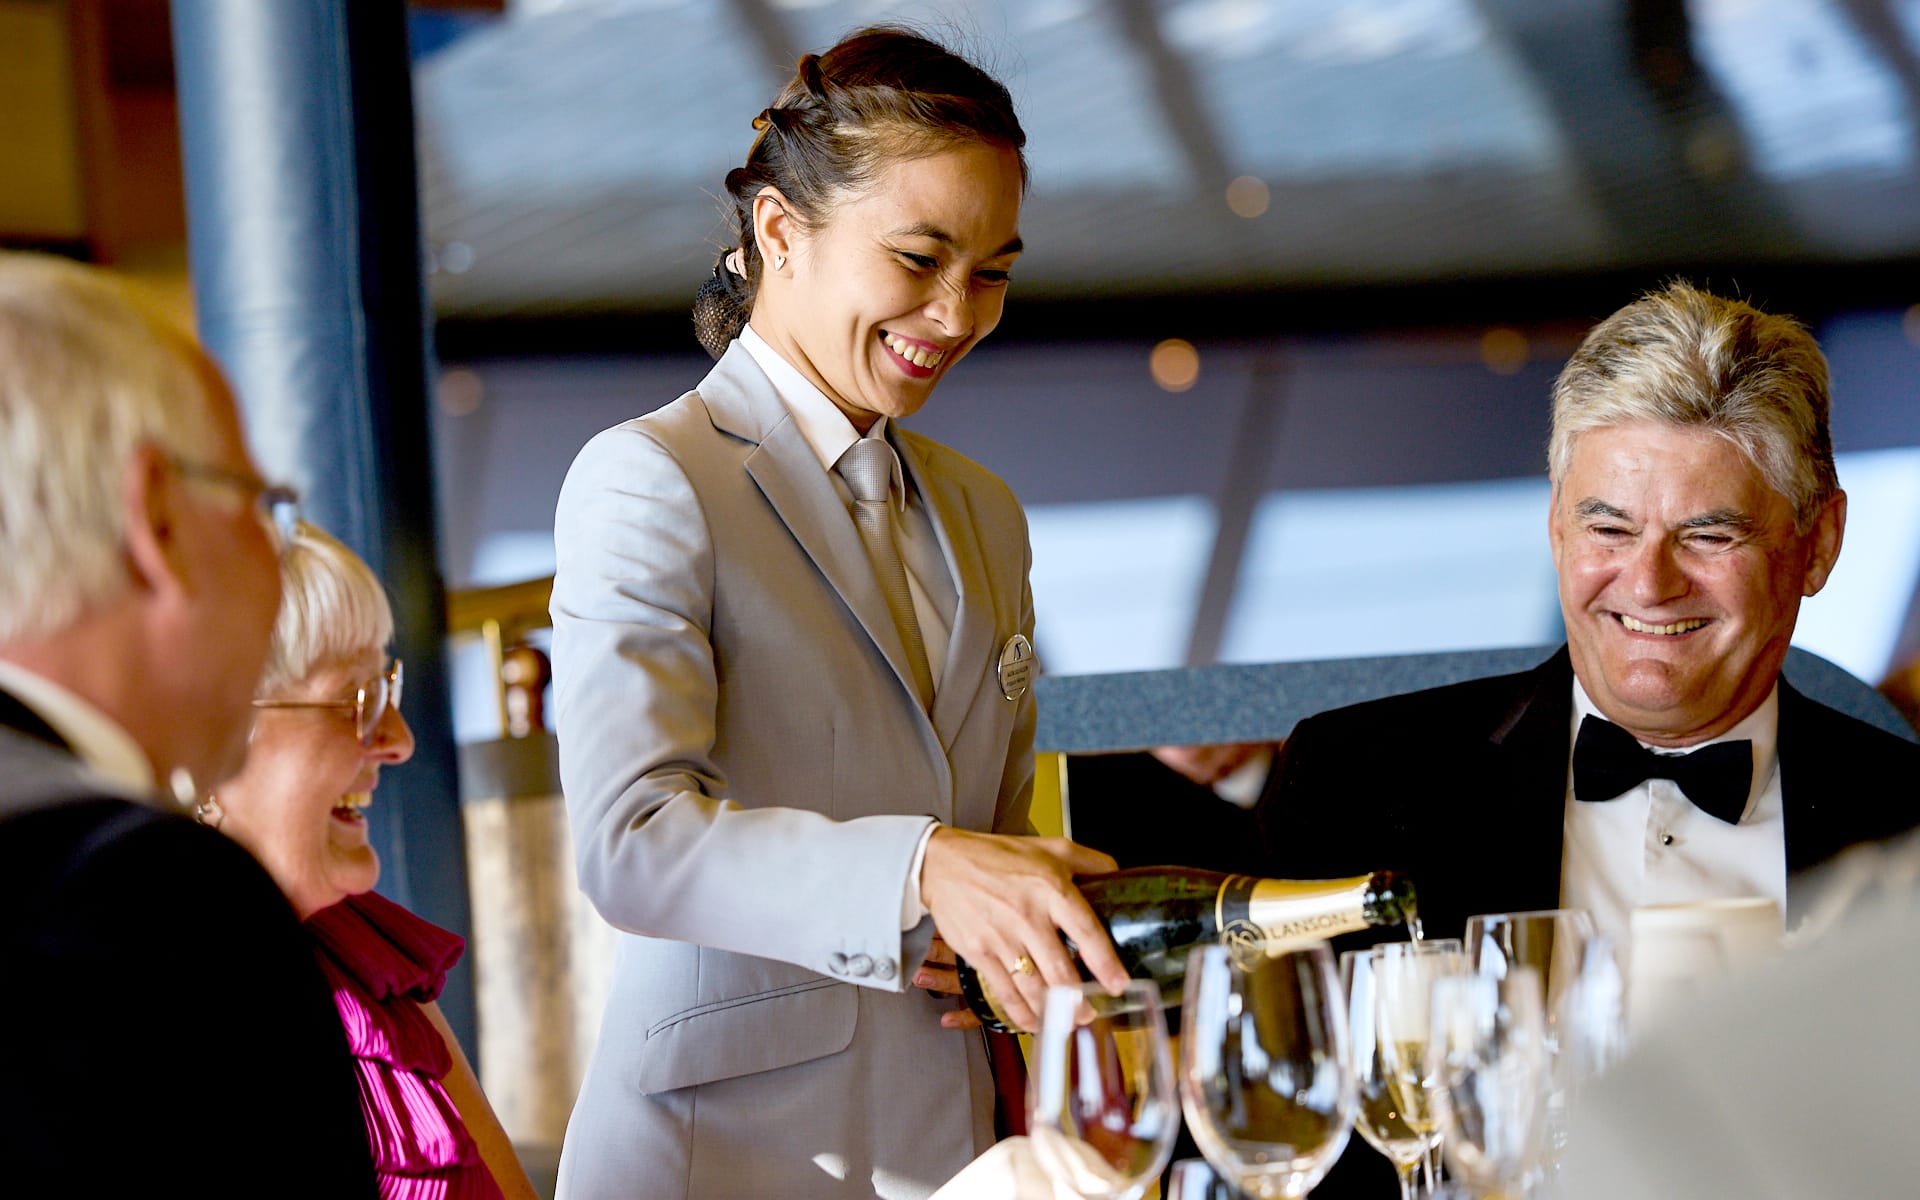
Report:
1246,283,1920,1198
0,253,376,1195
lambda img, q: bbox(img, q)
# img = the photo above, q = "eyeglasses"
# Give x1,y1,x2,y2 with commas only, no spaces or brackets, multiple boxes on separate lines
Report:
253,659,404,747
170,456,303,547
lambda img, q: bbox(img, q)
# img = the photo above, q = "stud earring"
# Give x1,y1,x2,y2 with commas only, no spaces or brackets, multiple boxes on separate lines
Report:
193,794,226,830
774,254,786,271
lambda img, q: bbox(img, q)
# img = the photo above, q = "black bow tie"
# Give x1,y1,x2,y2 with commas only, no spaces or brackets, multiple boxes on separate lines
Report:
1572,716,1753,825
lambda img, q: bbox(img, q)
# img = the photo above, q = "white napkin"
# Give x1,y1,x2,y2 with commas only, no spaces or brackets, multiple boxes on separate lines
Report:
928,1137,1081,1200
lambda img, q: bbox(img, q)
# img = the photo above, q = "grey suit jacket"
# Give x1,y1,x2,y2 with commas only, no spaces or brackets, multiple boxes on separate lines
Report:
550,344,1037,1198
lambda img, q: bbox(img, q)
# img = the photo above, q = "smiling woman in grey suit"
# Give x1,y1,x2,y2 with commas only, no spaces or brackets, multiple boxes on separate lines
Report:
549,26,1128,1200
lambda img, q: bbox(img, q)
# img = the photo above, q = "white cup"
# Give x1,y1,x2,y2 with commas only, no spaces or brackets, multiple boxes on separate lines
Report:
1626,897,1782,1034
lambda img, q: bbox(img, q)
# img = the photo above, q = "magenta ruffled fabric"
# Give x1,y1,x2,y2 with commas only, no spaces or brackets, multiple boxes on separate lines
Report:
306,892,504,1200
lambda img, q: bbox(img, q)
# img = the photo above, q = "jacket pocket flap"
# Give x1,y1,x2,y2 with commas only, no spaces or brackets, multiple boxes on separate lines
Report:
634,977,855,1094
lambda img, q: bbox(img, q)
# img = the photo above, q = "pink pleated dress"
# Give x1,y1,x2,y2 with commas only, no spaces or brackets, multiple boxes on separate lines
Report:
306,891,505,1200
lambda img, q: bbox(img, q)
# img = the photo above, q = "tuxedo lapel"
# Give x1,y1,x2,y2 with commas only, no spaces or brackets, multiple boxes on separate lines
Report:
0,692,101,820
0,687,65,750
895,433,995,754
1483,648,1577,913
1777,680,1857,875
704,347,939,720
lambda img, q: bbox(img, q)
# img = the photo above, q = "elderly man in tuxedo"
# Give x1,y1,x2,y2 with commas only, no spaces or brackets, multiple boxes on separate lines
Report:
1246,282,1920,1195
1256,281,1920,940
0,253,375,1195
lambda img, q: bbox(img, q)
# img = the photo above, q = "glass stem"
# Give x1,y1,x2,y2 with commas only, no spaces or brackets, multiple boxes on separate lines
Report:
1421,1139,1442,1197
1397,1163,1419,1200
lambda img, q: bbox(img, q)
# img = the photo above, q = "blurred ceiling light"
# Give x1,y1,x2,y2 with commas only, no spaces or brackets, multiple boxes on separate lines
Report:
1479,327,1528,375
437,367,485,417
1904,304,1920,349
1689,0,1913,179
1165,0,1483,63
1163,0,1269,54
512,0,693,14
1225,175,1270,218
1150,339,1202,392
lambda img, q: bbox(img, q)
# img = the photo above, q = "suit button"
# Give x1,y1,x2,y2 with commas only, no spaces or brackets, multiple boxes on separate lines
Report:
847,954,874,978
874,958,896,982
828,952,849,975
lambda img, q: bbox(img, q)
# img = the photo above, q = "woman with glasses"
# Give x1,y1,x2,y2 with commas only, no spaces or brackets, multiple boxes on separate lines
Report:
202,521,537,1200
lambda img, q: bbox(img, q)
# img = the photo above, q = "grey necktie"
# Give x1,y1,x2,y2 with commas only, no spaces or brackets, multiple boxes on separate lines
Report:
837,437,934,709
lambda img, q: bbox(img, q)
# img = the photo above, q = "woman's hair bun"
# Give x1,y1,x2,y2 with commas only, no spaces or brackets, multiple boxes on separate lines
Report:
692,258,750,360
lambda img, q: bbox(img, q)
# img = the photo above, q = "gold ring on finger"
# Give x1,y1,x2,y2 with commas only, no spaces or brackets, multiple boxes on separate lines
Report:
1010,954,1036,976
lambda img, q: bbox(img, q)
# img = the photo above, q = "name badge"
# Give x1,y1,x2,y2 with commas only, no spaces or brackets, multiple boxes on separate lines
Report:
997,634,1034,701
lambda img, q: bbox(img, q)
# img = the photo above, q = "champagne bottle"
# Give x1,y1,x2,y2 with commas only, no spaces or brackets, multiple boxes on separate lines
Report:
953,866,1418,1033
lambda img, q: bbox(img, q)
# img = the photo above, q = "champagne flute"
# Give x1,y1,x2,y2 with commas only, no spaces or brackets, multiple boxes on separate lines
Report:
1028,981,1180,1199
1340,948,1431,1200
1369,940,1467,1196
1464,909,1622,1188
1179,941,1355,1199
1426,968,1549,1199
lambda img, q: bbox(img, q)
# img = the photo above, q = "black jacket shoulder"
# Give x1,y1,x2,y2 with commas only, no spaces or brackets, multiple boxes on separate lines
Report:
0,795,379,1198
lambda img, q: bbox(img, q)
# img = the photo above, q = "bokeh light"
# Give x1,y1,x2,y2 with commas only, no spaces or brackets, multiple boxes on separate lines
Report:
1225,175,1270,219
437,366,485,416
1150,339,1201,392
1479,327,1529,376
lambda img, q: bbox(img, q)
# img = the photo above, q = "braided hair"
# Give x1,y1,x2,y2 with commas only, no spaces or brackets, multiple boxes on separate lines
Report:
691,26,1027,359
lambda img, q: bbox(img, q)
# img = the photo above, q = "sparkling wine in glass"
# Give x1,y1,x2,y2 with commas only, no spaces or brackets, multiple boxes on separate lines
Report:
1179,941,1355,1199
1028,981,1180,1199
1340,947,1432,1200
1370,940,1467,1196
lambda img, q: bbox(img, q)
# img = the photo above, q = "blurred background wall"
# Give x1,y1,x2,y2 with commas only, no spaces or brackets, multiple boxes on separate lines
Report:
12,0,1917,723
400,0,1920,740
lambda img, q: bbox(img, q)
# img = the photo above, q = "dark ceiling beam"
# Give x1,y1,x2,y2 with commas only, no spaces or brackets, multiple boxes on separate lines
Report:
1109,0,1238,215
725,0,800,89
433,254,1920,358
1473,0,1795,262
1184,353,1291,667
1849,0,1920,682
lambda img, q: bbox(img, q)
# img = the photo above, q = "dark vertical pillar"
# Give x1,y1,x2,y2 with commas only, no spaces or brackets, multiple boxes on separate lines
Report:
171,0,474,1053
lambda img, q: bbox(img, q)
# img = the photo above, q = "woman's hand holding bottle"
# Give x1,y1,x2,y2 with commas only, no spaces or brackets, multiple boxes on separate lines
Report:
918,827,1128,1033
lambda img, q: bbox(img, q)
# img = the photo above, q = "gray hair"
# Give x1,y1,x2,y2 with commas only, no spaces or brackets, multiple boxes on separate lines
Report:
0,253,224,642
1548,282,1837,530
257,521,395,697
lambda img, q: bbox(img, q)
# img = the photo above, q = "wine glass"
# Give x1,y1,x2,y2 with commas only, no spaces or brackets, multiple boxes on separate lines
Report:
1179,941,1355,1199
1425,968,1549,1199
1464,909,1623,1187
1027,981,1179,1199
1369,940,1467,1196
1340,948,1432,1200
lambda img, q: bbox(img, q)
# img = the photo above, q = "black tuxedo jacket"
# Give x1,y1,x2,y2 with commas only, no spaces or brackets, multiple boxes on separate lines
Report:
1246,646,1920,1199
1253,646,1920,940
0,689,377,1197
